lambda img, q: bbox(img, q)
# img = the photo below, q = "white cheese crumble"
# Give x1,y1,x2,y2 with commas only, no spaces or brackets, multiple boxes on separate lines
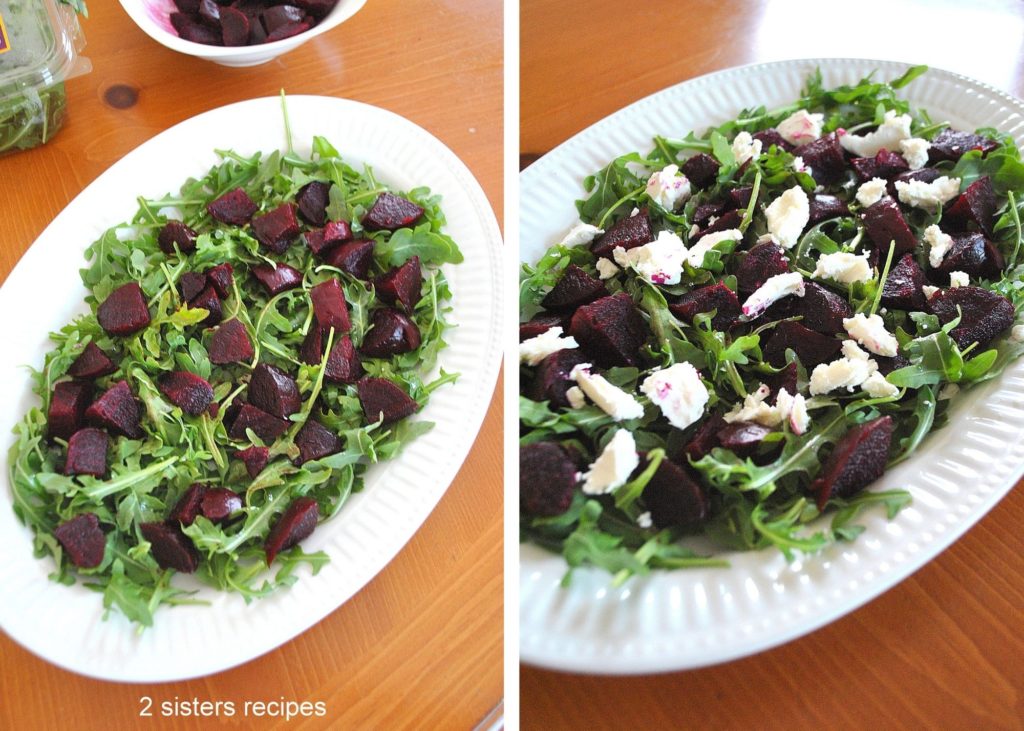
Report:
686,229,743,268
645,164,692,211
1010,324,1024,343
855,177,888,208
581,428,640,495
809,340,879,395
839,110,912,157
923,284,940,299
565,386,586,410
741,271,805,318
842,313,900,357
777,109,824,146
899,137,931,170
938,383,960,400
636,511,653,529
895,176,962,212
949,270,969,288
519,326,578,366
561,222,604,247
595,257,619,280
640,362,709,430
731,131,763,165
723,384,811,435
765,186,810,249
612,230,686,285
570,363,644,421
812,251,873,284
862,371,899,398
923,224,954,268
776,387,811,434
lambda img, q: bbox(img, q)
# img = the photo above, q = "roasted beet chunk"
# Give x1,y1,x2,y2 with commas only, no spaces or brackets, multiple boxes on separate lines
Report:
248,363,301,418
728,186,754,210
159,371,215,416
376,256,423,312
98,282,151,336
295,0,336,19
590,210,653,259
49,381,93,440
54,513,106,568
265,19,310,42
361,309,421,357
569,292,647,368
670,283,741,330
363,192,425,231
140,522,200,573
928,128,999,163
641,456,709,528
520,442,577,517
811,416,894,510
170,11,222,44
325,239,375,279
794,132,846,184
541,264,607,313
875,353,911,376
764,321,842,368
933,232,1004,282
526,348,587,408
265,497,319,565
251,203,300,254
305,220,352,258
808,194,850,225
325,335,363,383
299,325,326,365
157,220,198,255
228,403,290,441
252,262,303,295
357,377,419,425
692,209,742,242
849,148,909,183
205,263,234,299
681,412,727,462
85,380,142,438
219,5,250,45
717,421,775,460
944,177,997,236
881,254,927,310
168,483,207,526
209,319,254,364
296,180,331,226
179,271,208,303
861,197,917,260
309,278,351,333
766,362,799,401
928,286,1015,350
188,284,223,326
764,282,852,334
692,200,727,226
294,419,342,464
753,128,794,152
68,342,117,380
64,428,109,477
681,153,721,190
519,313,571,341
207,187,257,225
735,241,790,296
236,445,270,478
201,488,243,524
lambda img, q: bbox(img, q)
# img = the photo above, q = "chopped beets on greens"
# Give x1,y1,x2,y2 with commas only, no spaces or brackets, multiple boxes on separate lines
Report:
9,117,463,626
520,66,1024,585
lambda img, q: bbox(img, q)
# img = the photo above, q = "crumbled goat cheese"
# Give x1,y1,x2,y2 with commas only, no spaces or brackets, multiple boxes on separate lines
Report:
765,186,810,249
862,371,899,398
731,131,763,165
778,109,824,146
776,387,811,434
646,164,692,211
923,224,954,268
595,258,619,279
938,383,960,400
636,511,653,529
565,386,586,410
809,340,879,395
741,272,805,318
686,229,743,268
839,110,912,157
570,363,644,421
843,313,900,357
1010,324,1024,343
813,251,873,284
949,271,969,288
561,222,604,247
900,137,931,170
640,362,709,430
519,326,578,366
723,384,810,435
791,156,811,175
581,429,639,495
613,230,686,285
923,285,940,299
856,177,888,208
895,176,961,212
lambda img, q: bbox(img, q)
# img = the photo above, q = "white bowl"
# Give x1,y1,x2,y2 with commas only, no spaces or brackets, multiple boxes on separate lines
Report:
117,0,367,67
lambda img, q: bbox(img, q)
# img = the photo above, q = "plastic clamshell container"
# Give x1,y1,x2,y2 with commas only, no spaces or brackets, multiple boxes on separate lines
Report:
0,0,91,157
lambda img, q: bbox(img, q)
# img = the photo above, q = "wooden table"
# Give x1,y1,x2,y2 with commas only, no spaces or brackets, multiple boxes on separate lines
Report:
520,1,1024,728
0,1,503,729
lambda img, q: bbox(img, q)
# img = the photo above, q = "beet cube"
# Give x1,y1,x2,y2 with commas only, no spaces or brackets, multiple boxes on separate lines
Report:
49,381,93,441
766,362,799,401
670,282,741,330
763,321,842,368
875,353,911,376
168,483,207,526
306,221,353,258
541,264,607,313
808,194,850,225
205,263,234,299
323,220,352,244
764,281,852,334
324,239,375,279
811,416,893,510
590,210,654,259
849,148,909,183
681,412,727,462
208,187,256,225
236,445,270,478
861,197,917,261
252,262,303,295
357,377,419,425
692,200,727,226
520,442,578,517
735,241,790,297
201,487,243,524
266,20,311,42
140,522,199,573
519,313,571,341
928,128,999,164
262,4,305,31
299,325,326,365
728,186,754,211
310,278,351,333
681,153,720,190
68,342,116,381
691,209,742,243
375,256,423,311
209,318,254,364
158,371,214,416
324,334,363,383
264,497,319,565
569,292,647,368
928,286,1015,350
228,403,290,441
794,132,846,184
641,456,709,528
98,282,151,336
363,192,425,231
251,203,300,254
219,6,250,46
717,421,775,460
525,348,588,408
933,232,1004,282
188,284,223,326
157,221,198,255
170,12,222,44
944,177,997,236
296,181,331,226
248,363,301,418
295,0,336,19
881,254,927,310
361,309,421,357
85,380,143,439
294,419,341,464
54,513,106,568
179,271,208,303
754,128,794,152
64,428,109,477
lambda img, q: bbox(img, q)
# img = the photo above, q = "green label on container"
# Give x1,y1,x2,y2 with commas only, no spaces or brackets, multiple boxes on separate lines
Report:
0,12,9,55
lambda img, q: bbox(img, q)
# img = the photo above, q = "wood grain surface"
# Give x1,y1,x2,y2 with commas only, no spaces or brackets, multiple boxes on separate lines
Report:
520,1,1024,729
0,1,503,730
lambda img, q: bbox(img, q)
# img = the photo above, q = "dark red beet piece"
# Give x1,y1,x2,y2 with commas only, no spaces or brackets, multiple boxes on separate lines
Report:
692,200,727,225
205,263,234,299
727,186,754,211
363,192,425,231
861,197,917,261
140,522,199,573
928,286,1015,350
325,335,363,383
881,254,927,310
590,210,653,259
98,282,151,336
299,325,326,365
49,381,93,441
794,132,846,184
251,203,300,254
295,0,336,19
849,148,909,182
641,456,710,528
569,292,647,368
324,239,375,279
735,241,790,296
520,442,577,517
541,264,607,312
753,128,794,152
201,488,243,524
306,221,353,258
361,309,421,357
252,263,303,295
220,6,250,45
323,220,352,244
188,284,223,326
808,194,850,225
158,220,198,255
294,419,341,464
303,229,329,258
376,256,423,311
717,421,775,459
173,0,199,12
54,513,106,568
875,353,911,376
681,412,726,462
85,380,142,439
525,349,588,409
266,20,311,42
811,416,894,510
692,209,742,242
766,362,799,401
248,363,301,418
519,313,571,341
763,321,842,368
933,232,1004,282
228,403,290,441
357,377,419,424
670,283,741,330
179,271,208,303
209,319,254,364
64,428,109,477
310,278,351,332
763,281,852,334
944,177,997,236
159,371,215,416
236,445,270,478
68,342,117,380
262,4,304,31
207,187,256,225
198,0,220,26
296,181,331,226
928,128,999,163
171,12,222,44
265,497,319,565
168,483,207,526
681,153,720,190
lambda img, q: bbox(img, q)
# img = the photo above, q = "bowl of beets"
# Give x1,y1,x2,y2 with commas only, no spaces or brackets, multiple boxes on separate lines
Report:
118,0,368,67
